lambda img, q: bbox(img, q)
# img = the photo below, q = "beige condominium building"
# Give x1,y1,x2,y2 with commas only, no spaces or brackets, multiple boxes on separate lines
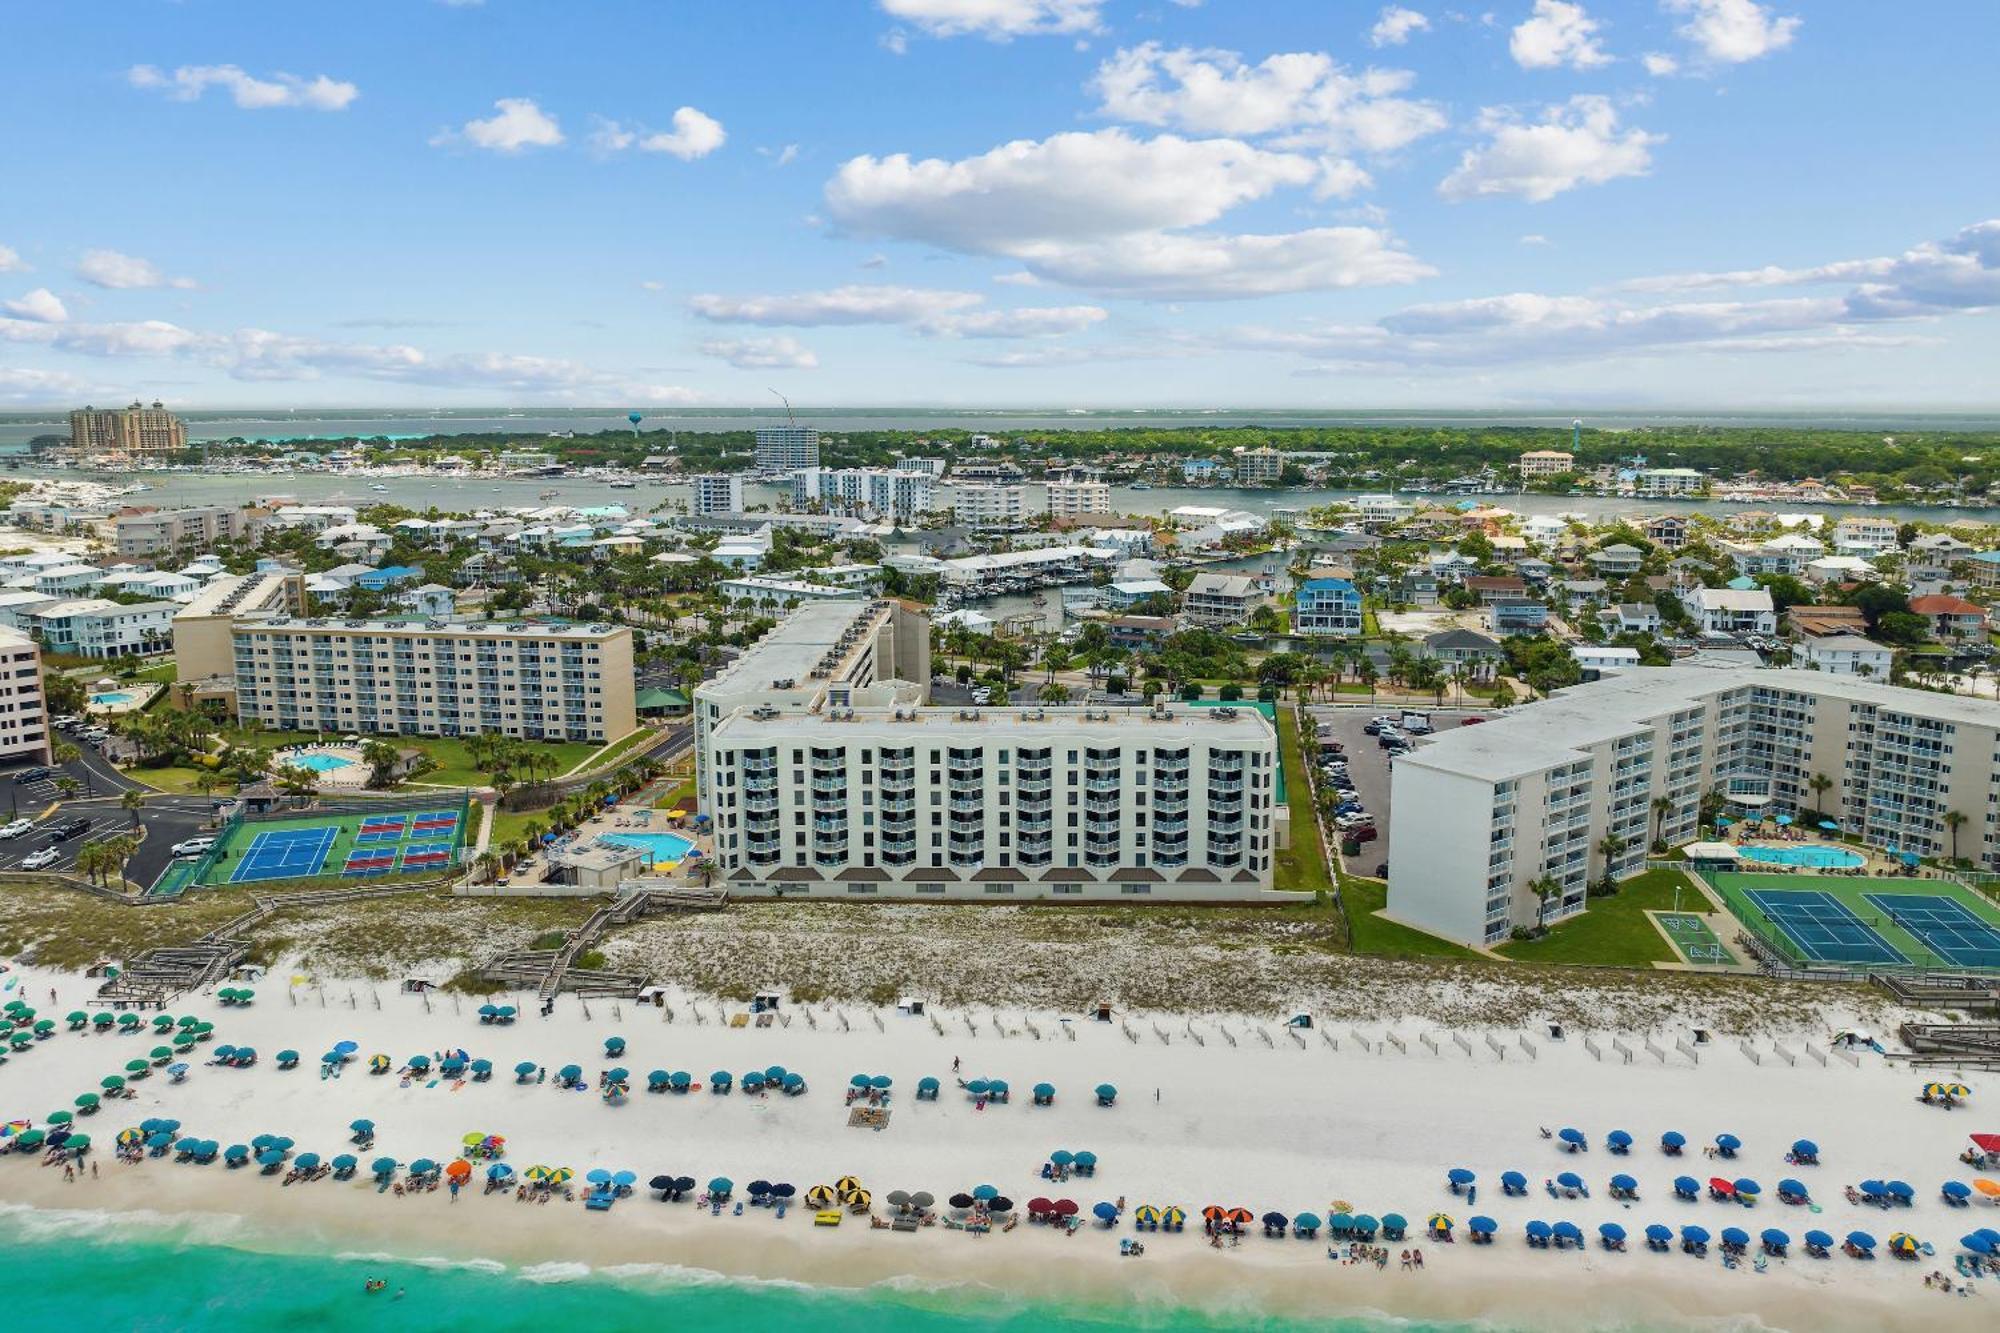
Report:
230,617,634,742
69,401,188,456
0,627,49,763
1518,449,1575,479
113,505,246,557
704,702,1280,901
1388,667,2000,947
173,572,307,685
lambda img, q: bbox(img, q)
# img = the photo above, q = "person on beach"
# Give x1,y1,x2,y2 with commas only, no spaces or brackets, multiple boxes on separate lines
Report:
1412,1249,1423,1270
1400,1250,1412,1270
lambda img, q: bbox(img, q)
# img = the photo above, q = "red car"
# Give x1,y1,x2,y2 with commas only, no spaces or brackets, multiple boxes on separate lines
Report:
1347,826,1378,844
1459,717,1487,726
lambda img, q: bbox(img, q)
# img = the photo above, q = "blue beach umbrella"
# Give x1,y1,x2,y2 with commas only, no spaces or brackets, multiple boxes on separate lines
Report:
1051,1150,1074,1166
1761,1228,1789,1250
332,1154,357,1173
1597,1223,1625,1243
870,1075,891,1090
1661,1131,1685,1150
1611,1174,1637,1193
783,1073,804,1091
708,1177,733,1194
1558,1127,1586,1147
1448,1168,1475,1186
1779,1179,1809,1200
1074,1151,1098,1169
1681,1225,1710,1244
1093,1202,1119,1222
1790,1139,1818,1158
514,1061,537,1080
1526,1220,1552,1240
558,1064,582,1082
1804,1230,1834,1251
372,1157,398,1177
1470,1216,1497,1235
973,1184,1000,1201
1733,1178,1761,1198
1645,1224,1673,1244
1556,1171,1583,1190
1606,1130,1632,1150
1943,1181,1972,1201
613,1171,636,1189
765,1066,788,1082
1552,1221,1583,1243
350,1119,374,1135
850,1074,871,1089
333,1041,358,1057
1721,1227,1750,1247
1884,1180,1913,1200
586,1169,611,1185
1715,1134,1740,1153
1501,1170,1527,1192
410,1158,438,1177
1846,1231,1876,1251
295,1153,321,1171
256,1149,284,1168
1673,1176,1699,1197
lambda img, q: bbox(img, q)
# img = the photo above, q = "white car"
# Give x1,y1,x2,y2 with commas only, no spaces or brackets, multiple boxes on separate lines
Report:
0,818,31,840
20,847,58,870
171,836,217,857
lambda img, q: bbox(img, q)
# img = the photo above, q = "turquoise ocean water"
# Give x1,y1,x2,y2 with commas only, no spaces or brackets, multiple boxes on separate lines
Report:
0,1203,1463,1333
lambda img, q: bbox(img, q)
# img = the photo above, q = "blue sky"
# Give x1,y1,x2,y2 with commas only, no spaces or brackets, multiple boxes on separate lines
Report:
2,0,1997,410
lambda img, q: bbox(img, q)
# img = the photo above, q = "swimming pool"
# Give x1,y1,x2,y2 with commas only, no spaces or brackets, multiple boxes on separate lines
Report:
288,753,355,773
1739,844,1866,870
601,831,696,865
89,691,134,706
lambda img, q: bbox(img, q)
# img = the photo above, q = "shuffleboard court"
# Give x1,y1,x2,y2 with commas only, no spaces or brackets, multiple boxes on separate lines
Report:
1656,912,1736,966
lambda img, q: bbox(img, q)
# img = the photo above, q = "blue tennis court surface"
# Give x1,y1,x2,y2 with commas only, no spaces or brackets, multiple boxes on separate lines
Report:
1865,894,2000,969
1742,889,1904,965
230,827,339,883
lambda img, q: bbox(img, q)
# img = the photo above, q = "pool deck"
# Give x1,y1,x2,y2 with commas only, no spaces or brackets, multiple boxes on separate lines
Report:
84,681,163,716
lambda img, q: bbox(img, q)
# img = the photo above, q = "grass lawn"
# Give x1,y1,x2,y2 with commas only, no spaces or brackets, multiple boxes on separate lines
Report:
131,661,179,685
1496,868,1701,966
1273,706,1331,892
218,728,600,789
1338,875,1482,961
565,726,658,777
126,765,215,794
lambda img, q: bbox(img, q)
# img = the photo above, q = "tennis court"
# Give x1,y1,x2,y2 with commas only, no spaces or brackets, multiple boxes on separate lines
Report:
1709,870,2000,974
1864,893,2000,969
1655,912,1736,966
230,826,340,884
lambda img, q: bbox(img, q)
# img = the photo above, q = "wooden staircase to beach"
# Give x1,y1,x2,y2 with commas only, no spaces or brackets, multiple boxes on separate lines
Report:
481,884,727,1001
1898,1022,2000,1066
1874,973,2000,1015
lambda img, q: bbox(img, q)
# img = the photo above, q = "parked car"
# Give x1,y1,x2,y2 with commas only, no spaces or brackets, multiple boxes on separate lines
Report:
46,818,91,842
1336,814,1375,830
1362,721,1382,736
21,847,59,870
1348,826,1378,844
171,836,217,857
1459,716,1487,726
0,818,31,840
12,766,51,783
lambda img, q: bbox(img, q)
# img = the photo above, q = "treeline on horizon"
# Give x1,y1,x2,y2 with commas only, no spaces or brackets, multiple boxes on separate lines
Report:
170,423,2000,490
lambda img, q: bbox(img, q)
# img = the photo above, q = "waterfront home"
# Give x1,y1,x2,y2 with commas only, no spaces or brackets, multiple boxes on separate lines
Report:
1182,573,1266,627
1490,600,1548,636
1292,578,1362,639
1907,594,1989,640
1689,586,1777,635
1422,627,1503,665
1796,634,1894,677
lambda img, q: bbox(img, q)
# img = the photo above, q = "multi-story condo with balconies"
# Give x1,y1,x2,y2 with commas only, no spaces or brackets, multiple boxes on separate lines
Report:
688,473,744,517
173,571,308,684
0,627,49,763
112,505,246,557
790,467,936,523
229,618,634,742
754,426,820,474
692,599,931,814
1388,667,2000,946
69,401,187,456
1046,480,1112,516
704,701,1279,900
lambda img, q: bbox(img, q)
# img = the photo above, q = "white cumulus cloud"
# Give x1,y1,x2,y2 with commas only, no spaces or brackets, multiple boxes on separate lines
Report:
690,284,1107,337
700,335,820,370
1642,51,1680,76
127,63,358,110
1439,96,1661,203
1665,0,1800,64
2,289,68,323
1509,1,1612,70
1369,6,1432,47
593,106,727,160
923,305,1108,338
1004,229,1433,300
76,249,197,290
877,0,1103,40
433,98,565,153
0,244,27,274
1090,43,1446,154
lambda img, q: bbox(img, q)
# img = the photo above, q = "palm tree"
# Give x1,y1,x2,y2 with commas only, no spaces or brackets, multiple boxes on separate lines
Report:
120,788,146,828
1596,832,1629,877
1650,796,1675,847
1807,772,1833,818
275,763,320,801
54,776,80,800
1039,682,1071,704
1944,809,1968,862
1529,873,1562,932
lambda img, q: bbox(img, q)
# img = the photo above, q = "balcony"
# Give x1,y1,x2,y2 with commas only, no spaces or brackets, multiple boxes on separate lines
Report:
949,796,984,814
1208,780,1245,797
812,817,848,833
1084,776,1121,793
1016,778,1053,796
1018,814,1053,832
880,795,916,814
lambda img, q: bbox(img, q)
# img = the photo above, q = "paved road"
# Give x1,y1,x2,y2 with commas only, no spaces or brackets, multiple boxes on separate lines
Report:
1310,707,1490,879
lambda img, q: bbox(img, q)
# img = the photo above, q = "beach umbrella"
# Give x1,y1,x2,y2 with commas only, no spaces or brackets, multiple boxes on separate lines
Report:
1382,1213,1407,1235
1611,1174,1637,1193
605,1067,630,1084
1859,1179,1886,1197
973,1184,999,1202
515,1061,537,1081
1708,1177,1735,1197
1720,1227,1750,1248
558,1064,582,1082
1644,1224,1672,1245
66,1010,88,1028
13,1129,45,1150
251,1135,276,1151
806,1184,837,1208
649,1175,674,1193
1558,1127,1585,1147
1961,1234,1997,1256
1790,1139,1818,1158
1259,1210,1287,1229
224,1144,249,1163
1552,1221,1584,1244
1293,1211,1322,1233
350,1119,375,1135
1660,1131,1685,1150
332,1041,357,1057
276,1050,299,1066
1761,1228,1789,1250
488,1164,514,1182
373,1157,398,1177
1888,1232,1919,1255
1350,1212,1378,1235
1074,1151,1097,1170
1606,1130,1632,1150
123,1059,150,1074
1976,1180,2000,1199
1779,1178,1808,1200
1501,1170,1527,1193
587,1169,612,1185
1846,1231,1876,1251
1884,1180,1913,1200
1094,1202,1120,1223
1447,1167,1475,1186
1034,1082,1055,1100
408,1055,431,1070
1598,1223,1626,1244
332,1155,357,1173
1943,1181,1972,1201
173,1137,199,1154
257,1149,285,1168
765,1066,788,1083
917,1077,940,1096
1681,1225,1710,1244
1556,1171,1583,1191
783,1073,805,1092
1803,1230,1832,1250
1050,1150,1075,1167
150,1046,174,1063
1715,1134,1740,1152
1733,1178,1761,1198
1525,1220,1552,1240
524,1166,551,1183
31,1019,53,1035
1427,1213,1454,1234
849,1073,872,1089
647,1070,670,1089
709,1070,731,1086
1094,1083,1117,1103
673,1176,695,1194
215,1045,239,1061
1052,1200,1080,1217
708,1177,733,1195
369,1055,390,1074
117,1128,143,1147
908,1190,931,1209
470,1059,492,1078
410,1159,438,1177
100,1075,124,1090
870,1075,891,1090
669,1072,691,1089
445,1160,472,1182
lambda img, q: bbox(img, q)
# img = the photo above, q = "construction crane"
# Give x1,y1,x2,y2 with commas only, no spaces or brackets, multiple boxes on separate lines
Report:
768,388,797,427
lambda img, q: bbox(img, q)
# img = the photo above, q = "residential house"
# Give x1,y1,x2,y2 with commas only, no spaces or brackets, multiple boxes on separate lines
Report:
1642,516,1689,550
1585,543,1645,578
1102,615,1177,651
1832,516,1899,557
1910,533,1975,578
1423,627,1503,665
1599,603,1662,636
1514,557,1555,585
1554,579,1607,612
1786,605,1869,639
1689,586,1777,635
1573,645,1641,676
1464,575,1528,605
31,598,177,658
1729,533,1825,577
1292,578,1363,639
1491,600,1548,636
1969,551,2000,591
1796,634,1894,678
1907,594,1989,640
1182,573,1266,627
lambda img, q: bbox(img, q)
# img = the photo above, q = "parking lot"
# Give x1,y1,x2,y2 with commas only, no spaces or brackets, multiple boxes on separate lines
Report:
1308,707,1489,878
0,752,221,888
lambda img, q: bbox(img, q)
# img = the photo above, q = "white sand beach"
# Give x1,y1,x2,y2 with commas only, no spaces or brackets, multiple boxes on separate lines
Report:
0,961,1994,1331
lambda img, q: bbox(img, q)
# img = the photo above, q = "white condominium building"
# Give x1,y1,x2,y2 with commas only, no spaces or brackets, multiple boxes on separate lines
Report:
1634,467,1704,497
754,426,820,473
704,702,1279,899
791,467,937,523
1234,447,1284,485
692,599,931,813
230,618,635,743
1047,479,1112,516
949,483,1031,529
1388,668,2000,947
0,628,48,763
1518,449,1575,479
688,473,745,517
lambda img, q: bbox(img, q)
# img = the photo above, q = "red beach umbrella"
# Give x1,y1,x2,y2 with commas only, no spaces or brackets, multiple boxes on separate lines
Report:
1709,1177,1735,1195
1052,1199,1079,1216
